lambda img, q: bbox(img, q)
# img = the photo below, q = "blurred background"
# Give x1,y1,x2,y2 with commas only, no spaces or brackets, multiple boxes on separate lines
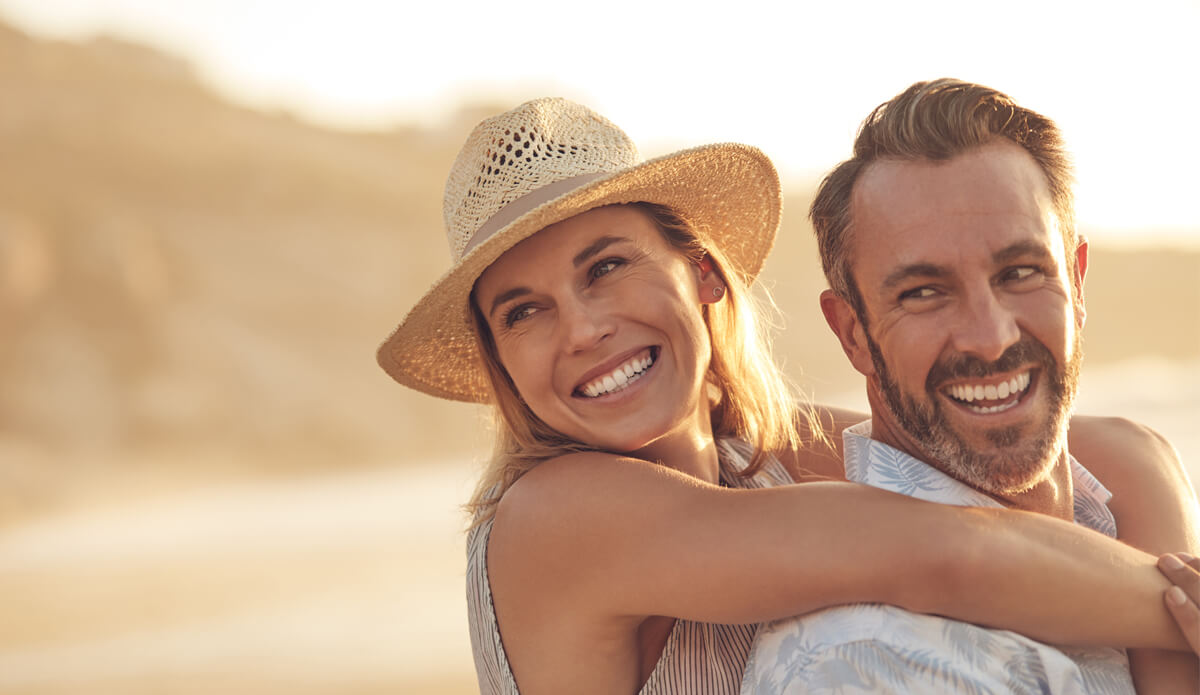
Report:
0,1,1196,693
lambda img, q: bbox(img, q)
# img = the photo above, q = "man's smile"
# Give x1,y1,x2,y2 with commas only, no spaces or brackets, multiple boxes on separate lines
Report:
941,370,1034,415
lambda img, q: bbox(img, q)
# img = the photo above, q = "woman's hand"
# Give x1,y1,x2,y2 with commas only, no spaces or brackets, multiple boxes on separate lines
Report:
1158,553,1200,654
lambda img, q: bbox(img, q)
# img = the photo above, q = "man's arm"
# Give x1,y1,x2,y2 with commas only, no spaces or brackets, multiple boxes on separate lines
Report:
1068,415,1200,694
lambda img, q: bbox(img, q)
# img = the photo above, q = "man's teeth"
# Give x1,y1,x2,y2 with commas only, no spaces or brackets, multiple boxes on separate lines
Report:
581,353,654,398
948,372,1031,405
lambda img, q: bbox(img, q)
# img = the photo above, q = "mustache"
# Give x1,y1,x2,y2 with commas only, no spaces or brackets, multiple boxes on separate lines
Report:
925,336,1057,390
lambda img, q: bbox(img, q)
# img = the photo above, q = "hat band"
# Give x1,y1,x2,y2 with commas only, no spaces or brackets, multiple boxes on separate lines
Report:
461,172,607,257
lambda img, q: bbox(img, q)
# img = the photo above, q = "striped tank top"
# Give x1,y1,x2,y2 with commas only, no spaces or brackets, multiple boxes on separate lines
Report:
466,438,795,694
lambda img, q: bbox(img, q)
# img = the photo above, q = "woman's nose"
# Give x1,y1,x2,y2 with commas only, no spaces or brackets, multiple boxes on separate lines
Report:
560,294,614,354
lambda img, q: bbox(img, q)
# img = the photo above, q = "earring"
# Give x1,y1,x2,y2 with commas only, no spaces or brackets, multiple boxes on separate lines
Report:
712,286,725,300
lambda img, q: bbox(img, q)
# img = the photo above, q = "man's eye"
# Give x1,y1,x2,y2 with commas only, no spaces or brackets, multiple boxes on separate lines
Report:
899,287,938,301
1004,266,1041,283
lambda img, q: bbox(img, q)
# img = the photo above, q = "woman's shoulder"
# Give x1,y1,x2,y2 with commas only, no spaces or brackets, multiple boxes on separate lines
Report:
495,451,692,524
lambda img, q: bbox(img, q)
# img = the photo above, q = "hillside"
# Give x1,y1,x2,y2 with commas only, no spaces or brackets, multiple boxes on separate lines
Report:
0,21,1196,499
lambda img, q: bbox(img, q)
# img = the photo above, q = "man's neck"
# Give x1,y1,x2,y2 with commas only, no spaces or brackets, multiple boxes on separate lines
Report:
987,450,1075,521
863,406,1076,521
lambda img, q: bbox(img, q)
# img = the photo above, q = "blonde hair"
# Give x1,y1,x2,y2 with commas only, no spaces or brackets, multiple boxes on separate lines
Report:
465,203,811,524
811,78,1078,316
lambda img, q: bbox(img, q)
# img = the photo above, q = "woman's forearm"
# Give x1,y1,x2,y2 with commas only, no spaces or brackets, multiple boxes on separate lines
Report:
498,456,1188,651
908,504,1188,651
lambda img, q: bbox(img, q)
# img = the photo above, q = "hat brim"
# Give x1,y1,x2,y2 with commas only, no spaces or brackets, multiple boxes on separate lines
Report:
377,142,781,403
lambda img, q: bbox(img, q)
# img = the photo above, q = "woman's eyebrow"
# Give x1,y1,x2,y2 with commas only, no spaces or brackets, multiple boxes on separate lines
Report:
487,236,630,318
488,287,530,319
572,236,625,267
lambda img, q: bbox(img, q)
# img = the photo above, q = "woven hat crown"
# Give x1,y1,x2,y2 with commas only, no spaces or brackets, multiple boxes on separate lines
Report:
443,98,641,261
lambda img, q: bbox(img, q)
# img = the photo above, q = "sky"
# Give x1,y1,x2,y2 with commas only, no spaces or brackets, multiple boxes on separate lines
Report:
2,0,1198,242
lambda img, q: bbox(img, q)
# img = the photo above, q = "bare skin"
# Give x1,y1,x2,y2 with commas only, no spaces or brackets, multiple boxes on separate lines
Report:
793,409,1200,694
815,139,1196,694
1159,553,1200,653
473,205,1198,694
1071,417,1200,693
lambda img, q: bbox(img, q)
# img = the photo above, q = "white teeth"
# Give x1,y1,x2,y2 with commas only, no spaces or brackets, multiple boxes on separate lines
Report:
966,399,1020,414
579,351,655,398
946,371,1033,408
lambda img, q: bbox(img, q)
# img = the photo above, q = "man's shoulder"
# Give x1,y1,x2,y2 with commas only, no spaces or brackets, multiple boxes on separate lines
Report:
1067,416,1185,495
1069,415,1200,553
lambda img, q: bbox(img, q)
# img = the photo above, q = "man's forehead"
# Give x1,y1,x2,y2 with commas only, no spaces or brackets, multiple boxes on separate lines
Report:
852,141,1052,228
847,140,1062,278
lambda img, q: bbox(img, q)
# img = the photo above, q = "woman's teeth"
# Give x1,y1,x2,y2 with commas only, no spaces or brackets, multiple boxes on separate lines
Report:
947,372,1031,411
580,352,654,398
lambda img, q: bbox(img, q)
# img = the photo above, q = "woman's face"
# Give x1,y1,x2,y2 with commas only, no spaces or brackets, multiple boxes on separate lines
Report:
473,205,724,457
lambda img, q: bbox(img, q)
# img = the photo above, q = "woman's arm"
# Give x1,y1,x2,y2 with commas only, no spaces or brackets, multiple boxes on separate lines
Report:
1068,415,1200,693
488,452,1191,652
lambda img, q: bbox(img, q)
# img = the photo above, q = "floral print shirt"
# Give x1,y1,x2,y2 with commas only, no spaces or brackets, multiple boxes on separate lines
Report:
741,421,1134,695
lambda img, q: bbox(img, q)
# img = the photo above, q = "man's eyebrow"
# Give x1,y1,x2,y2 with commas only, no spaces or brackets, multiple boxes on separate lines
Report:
993,240,1053,265
881,263,952,292
488,287,530,319
573,236,625,268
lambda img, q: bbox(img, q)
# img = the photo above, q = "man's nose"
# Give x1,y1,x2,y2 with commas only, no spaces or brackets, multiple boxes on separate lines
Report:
560,294,614,354
951,288,1020,363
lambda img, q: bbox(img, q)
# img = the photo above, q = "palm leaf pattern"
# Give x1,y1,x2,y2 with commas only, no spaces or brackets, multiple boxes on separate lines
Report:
866,444,949,497
741,427,1134,694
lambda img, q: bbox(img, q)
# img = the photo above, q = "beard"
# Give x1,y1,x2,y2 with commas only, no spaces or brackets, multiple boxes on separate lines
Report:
864,330,1083,495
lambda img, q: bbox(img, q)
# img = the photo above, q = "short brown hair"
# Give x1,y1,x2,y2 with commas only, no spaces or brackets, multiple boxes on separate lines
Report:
811,78,1077,315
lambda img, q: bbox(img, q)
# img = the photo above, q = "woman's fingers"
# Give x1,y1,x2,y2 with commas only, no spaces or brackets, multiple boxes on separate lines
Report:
1159,553,1200,654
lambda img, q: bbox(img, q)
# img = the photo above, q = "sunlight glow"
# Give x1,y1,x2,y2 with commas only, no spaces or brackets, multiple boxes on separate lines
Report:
1,0,1196,241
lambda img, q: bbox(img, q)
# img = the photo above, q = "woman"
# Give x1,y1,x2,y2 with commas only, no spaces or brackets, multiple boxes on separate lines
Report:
377,98,1200,694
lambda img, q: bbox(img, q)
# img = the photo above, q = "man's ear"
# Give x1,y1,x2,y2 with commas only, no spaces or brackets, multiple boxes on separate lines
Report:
820,288,876,377
1072,237,1088,328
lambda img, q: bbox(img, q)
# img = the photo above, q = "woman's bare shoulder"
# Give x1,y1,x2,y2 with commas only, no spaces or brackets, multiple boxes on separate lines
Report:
489,452,710,573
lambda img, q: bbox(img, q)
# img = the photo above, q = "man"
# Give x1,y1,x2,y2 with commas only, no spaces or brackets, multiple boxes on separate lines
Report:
743,79,1199,693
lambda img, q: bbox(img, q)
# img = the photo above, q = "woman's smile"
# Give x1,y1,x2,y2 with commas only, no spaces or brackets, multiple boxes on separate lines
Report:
574,347,657,399
473,204,717,456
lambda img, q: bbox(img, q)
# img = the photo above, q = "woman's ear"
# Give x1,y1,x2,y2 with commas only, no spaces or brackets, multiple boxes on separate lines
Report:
695,254,726,304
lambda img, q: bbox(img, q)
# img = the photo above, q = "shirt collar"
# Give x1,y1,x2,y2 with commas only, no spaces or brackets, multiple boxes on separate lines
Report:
842,420,1116,535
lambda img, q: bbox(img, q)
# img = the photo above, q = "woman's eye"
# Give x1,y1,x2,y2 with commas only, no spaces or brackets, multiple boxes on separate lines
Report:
591,258,623,280
503,304,536,327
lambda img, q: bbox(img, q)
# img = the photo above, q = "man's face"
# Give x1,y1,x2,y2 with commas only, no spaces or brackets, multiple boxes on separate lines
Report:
834,139,1087,495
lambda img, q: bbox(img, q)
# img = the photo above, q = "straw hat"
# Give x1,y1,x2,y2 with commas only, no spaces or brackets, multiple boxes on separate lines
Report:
377,97,781,403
